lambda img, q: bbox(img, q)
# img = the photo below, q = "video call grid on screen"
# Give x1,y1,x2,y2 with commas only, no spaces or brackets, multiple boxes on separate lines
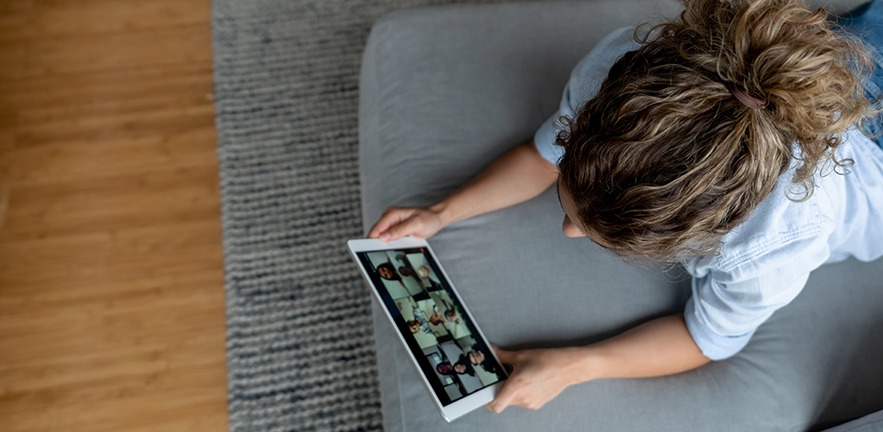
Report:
357,247,505,406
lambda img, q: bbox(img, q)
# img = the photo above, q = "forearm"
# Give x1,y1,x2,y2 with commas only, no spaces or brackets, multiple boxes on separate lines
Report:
433,140,558,226
487,314,710,412
569,314,710,383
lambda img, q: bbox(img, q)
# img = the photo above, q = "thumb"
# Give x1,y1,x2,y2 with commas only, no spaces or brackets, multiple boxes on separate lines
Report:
486,370,519,413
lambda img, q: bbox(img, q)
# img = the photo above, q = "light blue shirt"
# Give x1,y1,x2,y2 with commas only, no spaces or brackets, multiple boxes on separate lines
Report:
535,26,883,360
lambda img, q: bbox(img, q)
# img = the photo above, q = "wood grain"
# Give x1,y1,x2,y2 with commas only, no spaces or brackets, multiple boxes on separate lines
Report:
0,0,229,430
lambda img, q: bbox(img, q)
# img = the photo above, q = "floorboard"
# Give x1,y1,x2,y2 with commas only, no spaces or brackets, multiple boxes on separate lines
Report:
0,1,228,430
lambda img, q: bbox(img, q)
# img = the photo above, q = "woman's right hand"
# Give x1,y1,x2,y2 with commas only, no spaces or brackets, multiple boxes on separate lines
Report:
367,205,447,241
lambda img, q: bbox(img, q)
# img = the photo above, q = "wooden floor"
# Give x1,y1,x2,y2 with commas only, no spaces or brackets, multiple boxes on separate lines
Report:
0,0,229,430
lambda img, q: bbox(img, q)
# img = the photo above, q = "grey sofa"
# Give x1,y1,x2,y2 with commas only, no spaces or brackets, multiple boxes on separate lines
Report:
358,1,883,430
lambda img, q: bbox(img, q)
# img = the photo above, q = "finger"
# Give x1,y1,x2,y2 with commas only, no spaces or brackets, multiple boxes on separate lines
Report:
366,208,399,238
491,344,516,365
385,214,420,241
367,208,408,239
486,375,519,413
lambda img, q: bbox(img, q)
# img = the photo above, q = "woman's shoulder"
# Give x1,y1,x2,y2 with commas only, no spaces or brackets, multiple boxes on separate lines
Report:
686,129,881,279
577,26,639,67
684,172,836,279
566,26,642,108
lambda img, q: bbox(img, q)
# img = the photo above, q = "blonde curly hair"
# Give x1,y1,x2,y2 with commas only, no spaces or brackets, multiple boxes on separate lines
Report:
556,0,873,262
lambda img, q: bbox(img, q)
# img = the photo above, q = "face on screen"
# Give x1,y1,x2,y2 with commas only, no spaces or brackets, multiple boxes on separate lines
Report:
359,247,505,405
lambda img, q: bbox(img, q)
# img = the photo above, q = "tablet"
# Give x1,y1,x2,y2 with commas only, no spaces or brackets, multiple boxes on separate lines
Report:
347,237,508,422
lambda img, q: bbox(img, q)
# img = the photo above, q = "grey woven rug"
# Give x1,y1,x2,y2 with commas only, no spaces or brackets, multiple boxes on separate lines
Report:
211,1,506,431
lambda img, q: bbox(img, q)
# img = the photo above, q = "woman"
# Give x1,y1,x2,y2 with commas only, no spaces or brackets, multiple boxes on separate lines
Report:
368,0,883,412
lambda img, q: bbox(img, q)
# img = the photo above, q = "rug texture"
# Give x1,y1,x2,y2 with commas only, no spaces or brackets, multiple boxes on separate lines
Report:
211,1,507,431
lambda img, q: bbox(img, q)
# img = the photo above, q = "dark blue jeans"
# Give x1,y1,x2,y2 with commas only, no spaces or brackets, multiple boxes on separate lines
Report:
838,0,883,147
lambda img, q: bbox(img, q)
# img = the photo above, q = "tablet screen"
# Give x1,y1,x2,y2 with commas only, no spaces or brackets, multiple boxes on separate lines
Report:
356,247,506,406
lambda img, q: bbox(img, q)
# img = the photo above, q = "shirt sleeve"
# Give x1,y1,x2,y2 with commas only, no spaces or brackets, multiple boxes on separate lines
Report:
683,229,832,361
684,270,812,360
534,26,640,165
533,83,575,164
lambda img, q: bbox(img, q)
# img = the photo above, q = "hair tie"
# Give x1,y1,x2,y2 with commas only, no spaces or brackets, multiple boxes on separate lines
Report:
731,89,767,110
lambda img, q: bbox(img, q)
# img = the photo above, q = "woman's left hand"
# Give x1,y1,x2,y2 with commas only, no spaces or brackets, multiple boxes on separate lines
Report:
486,345,592,413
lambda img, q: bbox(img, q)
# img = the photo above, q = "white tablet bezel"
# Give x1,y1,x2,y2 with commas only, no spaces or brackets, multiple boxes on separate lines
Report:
347,237,507,422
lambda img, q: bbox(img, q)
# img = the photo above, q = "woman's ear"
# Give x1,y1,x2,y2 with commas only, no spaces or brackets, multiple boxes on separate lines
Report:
562,214,585,238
